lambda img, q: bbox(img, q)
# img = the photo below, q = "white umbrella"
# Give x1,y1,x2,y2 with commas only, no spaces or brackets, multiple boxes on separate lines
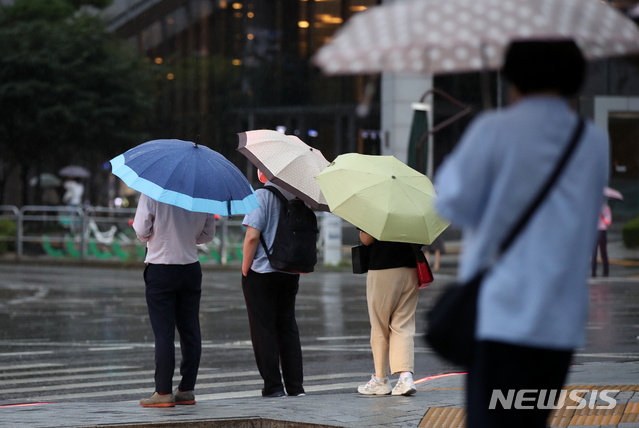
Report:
313,0,639,75
604,187,623,201
59,165,90,178
237,130,331,211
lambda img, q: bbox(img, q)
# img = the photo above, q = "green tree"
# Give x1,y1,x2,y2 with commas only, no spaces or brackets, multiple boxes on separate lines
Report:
0,0,152,205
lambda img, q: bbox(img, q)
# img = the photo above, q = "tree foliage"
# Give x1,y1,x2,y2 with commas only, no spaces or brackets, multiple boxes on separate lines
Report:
0,0,153,204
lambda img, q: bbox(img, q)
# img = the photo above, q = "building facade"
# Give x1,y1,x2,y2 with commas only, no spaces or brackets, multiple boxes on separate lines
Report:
104,0,639,220
103,0,381,185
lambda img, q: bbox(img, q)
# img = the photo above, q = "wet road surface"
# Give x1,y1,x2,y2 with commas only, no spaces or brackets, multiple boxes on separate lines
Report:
0,265,638,405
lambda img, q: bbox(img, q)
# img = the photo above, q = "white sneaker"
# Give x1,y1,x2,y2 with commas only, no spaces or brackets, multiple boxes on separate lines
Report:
358,375,391,395
392,377,417,396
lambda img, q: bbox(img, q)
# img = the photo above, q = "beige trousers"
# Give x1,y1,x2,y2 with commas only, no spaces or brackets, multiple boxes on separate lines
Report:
366,267,419,378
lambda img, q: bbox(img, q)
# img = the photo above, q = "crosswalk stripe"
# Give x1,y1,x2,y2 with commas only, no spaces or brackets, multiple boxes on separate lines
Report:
88,346,136,351
175,381,363,402
0,370,259,394
0,351,54,357
0,366,138,379
0,363,62,371
0,373,369,401
2,370,157,386
0,369,255,388
315,335,370,341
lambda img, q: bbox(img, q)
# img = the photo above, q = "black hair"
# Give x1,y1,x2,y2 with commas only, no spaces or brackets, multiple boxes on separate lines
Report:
502,40,586,97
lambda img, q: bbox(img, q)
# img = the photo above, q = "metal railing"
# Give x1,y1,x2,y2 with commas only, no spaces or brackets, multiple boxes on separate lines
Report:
0,206,357,265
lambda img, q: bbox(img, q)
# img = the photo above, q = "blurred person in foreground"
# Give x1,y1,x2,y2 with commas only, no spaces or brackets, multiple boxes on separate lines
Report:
133,193,216,407
434,41,608,428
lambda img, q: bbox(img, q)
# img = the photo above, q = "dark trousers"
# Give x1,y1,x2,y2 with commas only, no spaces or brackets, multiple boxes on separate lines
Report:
467,340,573,428
242,269,304,396
591,230,609,277
144,262,202,394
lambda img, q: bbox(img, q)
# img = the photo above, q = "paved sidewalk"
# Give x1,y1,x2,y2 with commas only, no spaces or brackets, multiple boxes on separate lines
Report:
3,361,639,428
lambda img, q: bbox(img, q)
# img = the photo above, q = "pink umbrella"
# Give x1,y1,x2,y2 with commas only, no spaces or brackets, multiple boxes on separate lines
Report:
604,187,623,201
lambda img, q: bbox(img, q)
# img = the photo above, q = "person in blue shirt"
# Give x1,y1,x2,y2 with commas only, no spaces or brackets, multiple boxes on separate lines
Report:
241,170,305,398
435,41,608,428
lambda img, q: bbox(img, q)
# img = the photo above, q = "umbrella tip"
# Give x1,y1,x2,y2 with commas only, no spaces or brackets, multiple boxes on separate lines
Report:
194,135,200,148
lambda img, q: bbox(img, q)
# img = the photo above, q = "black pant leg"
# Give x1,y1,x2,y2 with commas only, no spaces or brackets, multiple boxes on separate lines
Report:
467,340,572,428
591,237,599,277
600,231,609,277
276,274,304,395
242,270,284,396
175,262,203,392
145,264,177,394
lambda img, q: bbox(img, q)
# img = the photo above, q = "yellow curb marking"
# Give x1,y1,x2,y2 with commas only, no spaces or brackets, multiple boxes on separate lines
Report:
419,407,465,428
418,385,639,427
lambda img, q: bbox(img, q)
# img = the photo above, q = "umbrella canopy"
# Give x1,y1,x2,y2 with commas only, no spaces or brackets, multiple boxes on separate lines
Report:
59,165,90,178
604,187,623,201
110,139,259,216
313,0,639,75
315,153,449,245
238,130,331,211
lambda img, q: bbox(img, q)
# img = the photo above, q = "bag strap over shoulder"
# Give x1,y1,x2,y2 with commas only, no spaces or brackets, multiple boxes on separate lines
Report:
257,185,286,259
497,116,586,260
465,117,586,284
260,185,288,205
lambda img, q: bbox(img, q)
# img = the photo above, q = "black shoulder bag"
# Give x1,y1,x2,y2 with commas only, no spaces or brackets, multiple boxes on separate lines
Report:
425,117,585,367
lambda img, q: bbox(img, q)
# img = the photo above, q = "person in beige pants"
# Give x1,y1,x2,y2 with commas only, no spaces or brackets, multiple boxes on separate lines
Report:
358,231,419,396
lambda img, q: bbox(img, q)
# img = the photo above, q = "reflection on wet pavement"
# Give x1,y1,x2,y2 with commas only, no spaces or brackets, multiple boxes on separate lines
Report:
1,265,638,404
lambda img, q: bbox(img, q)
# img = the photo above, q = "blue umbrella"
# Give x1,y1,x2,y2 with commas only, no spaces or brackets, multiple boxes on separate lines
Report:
110,139,259,215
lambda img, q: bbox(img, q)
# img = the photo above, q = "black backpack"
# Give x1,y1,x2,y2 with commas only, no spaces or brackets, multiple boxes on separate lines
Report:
258,186,319,273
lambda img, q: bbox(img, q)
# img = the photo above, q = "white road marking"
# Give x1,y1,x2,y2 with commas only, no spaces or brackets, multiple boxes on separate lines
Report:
2,369,156,385
169,381,364,401
0,363,62,371
0,366,138,379
0,351,53,357
575,353,639,359
0,373,369,400
0,370,260,394
315,335,370,341
88,346,135,351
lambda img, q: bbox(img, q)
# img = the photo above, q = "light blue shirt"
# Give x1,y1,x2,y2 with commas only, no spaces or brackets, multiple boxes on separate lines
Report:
242,183,297,274
435,96,609,350
133,193,216,265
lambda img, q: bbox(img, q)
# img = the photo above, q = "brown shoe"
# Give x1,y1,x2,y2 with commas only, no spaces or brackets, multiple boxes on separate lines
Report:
174,388,196,405
140,392,175,408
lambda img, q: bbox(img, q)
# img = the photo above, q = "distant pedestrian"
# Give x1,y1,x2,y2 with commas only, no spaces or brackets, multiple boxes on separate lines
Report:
62,178,84,232
133,193,216,408
592,202,611,278
62,178,84,206
241,170,306,398
357,231,419,396
434,41,608,428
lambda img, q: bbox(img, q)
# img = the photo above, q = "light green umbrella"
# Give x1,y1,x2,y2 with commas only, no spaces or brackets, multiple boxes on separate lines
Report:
315,153,449,245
